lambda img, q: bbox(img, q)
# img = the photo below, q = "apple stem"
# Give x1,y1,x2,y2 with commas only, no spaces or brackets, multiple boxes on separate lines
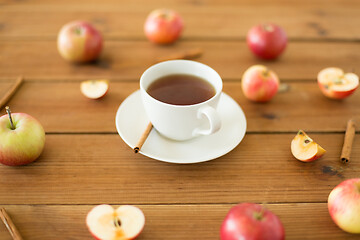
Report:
74,27,82,35
5,106,15,130
262,24,274,32
263,68,270,77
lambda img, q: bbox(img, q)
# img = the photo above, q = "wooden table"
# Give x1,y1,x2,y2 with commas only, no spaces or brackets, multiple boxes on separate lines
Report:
0,0,360,239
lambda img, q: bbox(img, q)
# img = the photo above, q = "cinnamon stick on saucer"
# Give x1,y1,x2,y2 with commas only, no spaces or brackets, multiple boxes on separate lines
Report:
0,76,23,110
134,122,153,153
340,119,356,163
0,207,23,240
155,48,203,63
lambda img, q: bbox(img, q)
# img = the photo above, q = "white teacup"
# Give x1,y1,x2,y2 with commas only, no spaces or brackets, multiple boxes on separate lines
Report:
140,60,223,141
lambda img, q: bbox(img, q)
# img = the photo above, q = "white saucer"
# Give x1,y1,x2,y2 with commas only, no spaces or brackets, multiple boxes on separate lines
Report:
115,90,247,164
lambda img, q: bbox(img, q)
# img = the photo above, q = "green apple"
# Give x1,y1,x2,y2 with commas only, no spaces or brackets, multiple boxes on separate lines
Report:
0,107,45,166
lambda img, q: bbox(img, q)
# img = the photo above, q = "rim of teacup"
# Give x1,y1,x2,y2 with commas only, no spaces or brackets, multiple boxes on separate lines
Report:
139,60,223,108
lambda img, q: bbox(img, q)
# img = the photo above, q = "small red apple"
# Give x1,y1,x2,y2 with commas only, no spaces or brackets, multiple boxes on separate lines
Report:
317,67,359,100
241,65,279,102
86,204,145,240
57,21,103,63
328,178,360,234
80,80,109,99
220,203,285,240
144,9,184,44
247,23,287,60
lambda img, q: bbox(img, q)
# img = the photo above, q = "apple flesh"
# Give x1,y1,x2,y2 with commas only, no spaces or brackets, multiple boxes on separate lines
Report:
80,80,109,99
317,67,359,99
291,130,325,162
220,203,285,240
241,65,279,102
247,23,287,60
86,204,145,240
144,9,184,44
57,21,103,63
0,112,45,166
328,178,360,234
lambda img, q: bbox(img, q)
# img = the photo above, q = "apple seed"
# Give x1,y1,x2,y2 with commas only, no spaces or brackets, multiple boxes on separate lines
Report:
113,217,122,228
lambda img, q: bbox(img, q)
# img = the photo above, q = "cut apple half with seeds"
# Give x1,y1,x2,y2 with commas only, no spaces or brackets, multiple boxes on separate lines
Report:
317,68,359,99
86,204,145,240
291,130,326,162
81,79,109,99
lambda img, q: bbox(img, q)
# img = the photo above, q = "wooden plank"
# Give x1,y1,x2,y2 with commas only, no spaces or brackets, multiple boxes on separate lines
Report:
0,0,360,40
0,203,358,239
0,134,358,204
0,40,359,81
2,81,359,133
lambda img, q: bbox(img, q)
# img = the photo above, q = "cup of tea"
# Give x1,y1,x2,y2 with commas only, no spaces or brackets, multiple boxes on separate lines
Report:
140,60,223,141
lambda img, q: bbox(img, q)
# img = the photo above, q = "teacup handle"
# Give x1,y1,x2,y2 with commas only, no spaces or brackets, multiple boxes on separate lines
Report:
193,106,221,136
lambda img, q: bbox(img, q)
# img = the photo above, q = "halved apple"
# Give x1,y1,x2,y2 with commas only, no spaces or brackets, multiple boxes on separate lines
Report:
291,130,326,162
86,204,145,240
317,68,359,99
81,79,109,99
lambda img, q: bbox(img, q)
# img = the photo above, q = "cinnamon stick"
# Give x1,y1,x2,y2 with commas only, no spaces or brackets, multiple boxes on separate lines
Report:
134,122,153,153
0,76,23,110
0,208,23,240
340,119,356,163
155,48,203,63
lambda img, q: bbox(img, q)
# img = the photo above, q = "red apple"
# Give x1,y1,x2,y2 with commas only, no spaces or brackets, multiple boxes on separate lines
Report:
80,80,109,99
328,178,360,234
220,203,285,240
241,65,279,102
57,21,103,63
144,9,184,44
317,67,359,99
291,130,326,162
0,107,45,166
247,23,287,60
86,204,145,240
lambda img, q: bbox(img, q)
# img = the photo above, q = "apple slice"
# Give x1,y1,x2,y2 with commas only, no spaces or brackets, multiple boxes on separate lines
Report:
291,130,326,162
81,80,109,99
86,204,145,240
317,67,359,99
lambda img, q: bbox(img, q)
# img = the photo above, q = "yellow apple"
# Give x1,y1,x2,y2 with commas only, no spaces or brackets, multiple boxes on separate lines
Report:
291,130,326,162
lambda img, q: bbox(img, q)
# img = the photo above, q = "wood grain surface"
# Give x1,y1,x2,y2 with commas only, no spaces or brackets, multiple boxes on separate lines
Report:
1,81,359,133
0,0,359,239
1,0,360,40
0,41,359,81
0,203,358,240
0,134,358,205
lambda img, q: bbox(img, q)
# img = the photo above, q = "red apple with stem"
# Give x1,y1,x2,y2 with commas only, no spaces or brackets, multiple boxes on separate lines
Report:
247,23,287,60
86,204,145,240
57,21,103,63
241,65,279,102
220,203,285,240
0,107,45,166
328,178,360,233
144,9,184,44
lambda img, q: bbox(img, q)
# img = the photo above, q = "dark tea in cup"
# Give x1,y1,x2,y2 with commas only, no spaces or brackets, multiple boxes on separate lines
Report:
146,74,216,105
